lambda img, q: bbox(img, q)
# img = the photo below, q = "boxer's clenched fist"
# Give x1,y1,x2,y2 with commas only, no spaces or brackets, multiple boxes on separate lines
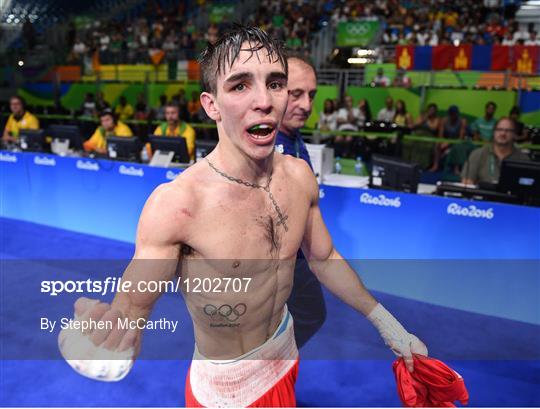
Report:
58,297,137,382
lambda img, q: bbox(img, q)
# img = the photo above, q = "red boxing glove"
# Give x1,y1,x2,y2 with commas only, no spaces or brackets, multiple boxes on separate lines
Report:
393,354,469,407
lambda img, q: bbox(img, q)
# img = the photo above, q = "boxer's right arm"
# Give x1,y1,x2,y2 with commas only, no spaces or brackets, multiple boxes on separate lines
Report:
110,182,187,334
59,182,192,381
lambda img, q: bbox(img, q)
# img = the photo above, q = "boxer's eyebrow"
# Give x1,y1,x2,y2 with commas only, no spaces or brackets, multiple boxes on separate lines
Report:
225,72,253,85
267,71,287,83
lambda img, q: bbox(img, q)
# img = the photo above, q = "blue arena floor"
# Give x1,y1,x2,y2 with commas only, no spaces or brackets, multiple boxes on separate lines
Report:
1,217,539,407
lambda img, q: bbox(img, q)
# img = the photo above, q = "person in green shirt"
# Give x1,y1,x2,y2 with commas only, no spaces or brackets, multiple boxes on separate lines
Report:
471,101,497,142
286,31,302,50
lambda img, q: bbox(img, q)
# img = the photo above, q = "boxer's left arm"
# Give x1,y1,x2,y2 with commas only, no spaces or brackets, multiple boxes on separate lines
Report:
297,161,427,371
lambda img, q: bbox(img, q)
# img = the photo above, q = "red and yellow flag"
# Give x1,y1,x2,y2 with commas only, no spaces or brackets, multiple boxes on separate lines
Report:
513,46,539,74
396,46,414,70
451,45,472,70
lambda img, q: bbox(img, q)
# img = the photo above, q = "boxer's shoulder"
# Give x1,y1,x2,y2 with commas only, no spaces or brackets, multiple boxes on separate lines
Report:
276,153,318,199
137,173,202,246
276,152,312,180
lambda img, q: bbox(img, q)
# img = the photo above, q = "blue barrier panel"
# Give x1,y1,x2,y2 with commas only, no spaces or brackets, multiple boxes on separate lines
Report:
318,185,540,260
1,151,539,324
1,151,181,243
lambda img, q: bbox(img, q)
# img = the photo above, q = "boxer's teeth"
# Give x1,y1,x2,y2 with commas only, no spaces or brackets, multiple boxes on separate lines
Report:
247,124,274,137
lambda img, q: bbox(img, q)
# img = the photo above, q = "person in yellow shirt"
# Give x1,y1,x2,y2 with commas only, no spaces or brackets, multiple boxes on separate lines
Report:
114,96,134,121
83,110,133,154
2,96,40,142
152,102,196,160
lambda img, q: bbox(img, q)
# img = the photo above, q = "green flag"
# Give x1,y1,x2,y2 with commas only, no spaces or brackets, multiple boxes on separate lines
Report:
336,20,380,47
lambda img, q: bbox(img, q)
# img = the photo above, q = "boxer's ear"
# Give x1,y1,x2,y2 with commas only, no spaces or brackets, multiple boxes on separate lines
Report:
200,92,221,122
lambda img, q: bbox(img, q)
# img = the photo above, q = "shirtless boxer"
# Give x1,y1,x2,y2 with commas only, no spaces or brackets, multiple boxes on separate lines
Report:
59,26,427,407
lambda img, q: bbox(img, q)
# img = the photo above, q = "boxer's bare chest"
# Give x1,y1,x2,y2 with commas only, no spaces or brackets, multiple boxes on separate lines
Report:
183,172,309,263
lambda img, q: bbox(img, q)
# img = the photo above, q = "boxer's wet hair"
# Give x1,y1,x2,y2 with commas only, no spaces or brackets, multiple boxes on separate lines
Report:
199,25,287,95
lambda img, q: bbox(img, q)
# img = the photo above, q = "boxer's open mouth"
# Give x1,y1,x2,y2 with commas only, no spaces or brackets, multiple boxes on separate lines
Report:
247,123,274,139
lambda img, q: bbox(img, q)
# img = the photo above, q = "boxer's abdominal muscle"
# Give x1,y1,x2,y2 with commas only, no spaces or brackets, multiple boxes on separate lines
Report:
181,257,295,359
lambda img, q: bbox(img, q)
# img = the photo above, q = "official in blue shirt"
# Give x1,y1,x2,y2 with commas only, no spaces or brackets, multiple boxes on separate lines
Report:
275,128,312,169
276,54,325,348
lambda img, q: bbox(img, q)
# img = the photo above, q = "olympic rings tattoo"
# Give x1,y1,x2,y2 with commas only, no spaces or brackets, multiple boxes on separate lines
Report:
203,303,247,322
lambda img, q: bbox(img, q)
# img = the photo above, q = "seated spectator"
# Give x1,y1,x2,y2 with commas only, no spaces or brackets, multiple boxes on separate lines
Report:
162,33,177,52
286,31,302,50
471,101,497,142
83,110,133,154
114,96,134,121
393,100,413,129
155,94,168,121
461,117,529,185
512,24,530,43
335,96,360,157
134,93,149,120
151,102,195,161
377,96,396,123
173,89,190,122
80,93,96,117
318,98,337,132
95,92,110,112
206,23,219,45
525,30,540,46
402,103,441,170
357,98,372,128
439,105,467,140
336,96,360,132
509,106,529,143
72,38,87,59
316,98,337,144
382,28,396,44
187,91,202,122
501,31,515,45
372,68,390,87
430,105,467,172
2,96,39,143
392,69,412,88
413,103,440,136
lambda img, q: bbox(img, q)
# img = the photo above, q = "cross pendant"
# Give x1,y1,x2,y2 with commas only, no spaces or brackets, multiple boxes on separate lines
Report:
276,214,289,232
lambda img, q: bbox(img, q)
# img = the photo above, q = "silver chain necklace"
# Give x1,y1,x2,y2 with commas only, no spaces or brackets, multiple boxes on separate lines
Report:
206,158,289,232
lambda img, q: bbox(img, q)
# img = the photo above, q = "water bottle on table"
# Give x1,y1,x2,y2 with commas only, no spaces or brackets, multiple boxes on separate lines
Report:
334,156,342,174
355,156,367,176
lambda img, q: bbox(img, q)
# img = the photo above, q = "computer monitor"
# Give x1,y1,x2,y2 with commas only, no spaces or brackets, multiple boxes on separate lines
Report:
149,136,190,163
369,155,421,193
19,129,46,152
107,137,141,162
47,124,84,151
435,182,518,205
195,140,217,160
498,159,540,206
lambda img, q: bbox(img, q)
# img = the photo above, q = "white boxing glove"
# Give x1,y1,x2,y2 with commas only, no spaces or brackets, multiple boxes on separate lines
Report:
58,306,135,382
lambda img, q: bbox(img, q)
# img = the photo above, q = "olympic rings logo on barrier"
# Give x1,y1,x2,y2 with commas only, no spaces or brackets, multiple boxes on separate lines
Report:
204,303,247,322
